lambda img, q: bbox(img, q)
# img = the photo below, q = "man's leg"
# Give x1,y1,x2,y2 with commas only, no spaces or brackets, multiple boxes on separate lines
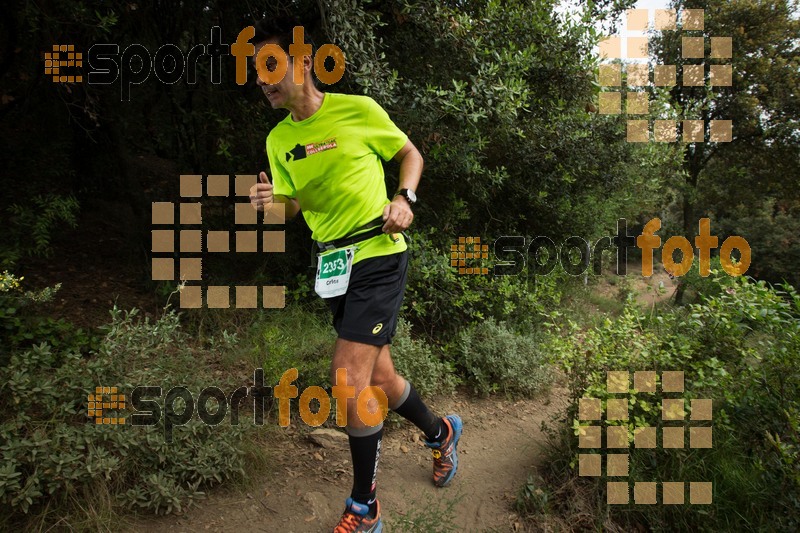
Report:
371,345,445,442
371,344,462,488
332,338,384,520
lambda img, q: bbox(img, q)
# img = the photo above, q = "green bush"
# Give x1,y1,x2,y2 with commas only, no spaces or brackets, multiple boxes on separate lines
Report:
404,229,563,341
245,304,336,390
0,306,254,527
452,318,553,397
0,272,98,366
678,255,733,303
534,272,800,531
715,198,800,289
243,308,459,407
391,318,459,397
0,194,80,269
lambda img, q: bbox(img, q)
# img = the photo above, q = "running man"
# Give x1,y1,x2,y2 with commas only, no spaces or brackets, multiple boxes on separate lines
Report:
248,17,462,533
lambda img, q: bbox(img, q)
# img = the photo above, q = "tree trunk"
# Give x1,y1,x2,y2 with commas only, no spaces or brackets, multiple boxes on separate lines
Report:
675,143,703,304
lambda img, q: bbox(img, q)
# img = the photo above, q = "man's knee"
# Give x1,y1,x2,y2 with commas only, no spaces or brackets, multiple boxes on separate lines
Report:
331,374,388,429
330,338,384,427
372,364,400,392
331,340,376,386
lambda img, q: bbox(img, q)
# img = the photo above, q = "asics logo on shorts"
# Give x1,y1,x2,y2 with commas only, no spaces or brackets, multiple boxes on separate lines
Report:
372,323,383,334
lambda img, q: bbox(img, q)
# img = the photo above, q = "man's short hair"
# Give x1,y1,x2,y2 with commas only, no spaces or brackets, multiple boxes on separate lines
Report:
253,16,317,56
253,16,320,86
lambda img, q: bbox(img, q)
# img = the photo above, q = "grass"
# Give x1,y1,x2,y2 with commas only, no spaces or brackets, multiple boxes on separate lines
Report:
243,304,336,389
516,274,800,532
387,489,464,532
584,291,626,315
17,480,123,533
557,281,627,330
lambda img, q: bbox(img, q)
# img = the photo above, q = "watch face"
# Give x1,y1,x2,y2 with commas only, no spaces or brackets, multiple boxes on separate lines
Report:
406,189,417,203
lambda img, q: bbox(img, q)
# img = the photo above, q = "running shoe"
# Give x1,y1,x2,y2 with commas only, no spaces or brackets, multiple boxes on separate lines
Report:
424,414,463,487
333,497,383,533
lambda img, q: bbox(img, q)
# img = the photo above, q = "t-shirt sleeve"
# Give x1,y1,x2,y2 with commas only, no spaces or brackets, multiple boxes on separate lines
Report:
364,97,409,161
266,134,297,198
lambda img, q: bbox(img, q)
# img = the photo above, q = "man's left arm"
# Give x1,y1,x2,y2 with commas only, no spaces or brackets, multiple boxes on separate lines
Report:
382,139,423,233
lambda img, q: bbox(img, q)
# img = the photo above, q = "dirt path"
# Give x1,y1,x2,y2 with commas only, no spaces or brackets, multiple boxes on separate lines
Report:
124,268,671,533
589,260,678,309
129,389,568,532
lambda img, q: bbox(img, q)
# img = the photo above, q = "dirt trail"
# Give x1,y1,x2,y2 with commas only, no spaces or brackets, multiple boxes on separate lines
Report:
127,268,672,532
130,389,568,532
590,260,678,309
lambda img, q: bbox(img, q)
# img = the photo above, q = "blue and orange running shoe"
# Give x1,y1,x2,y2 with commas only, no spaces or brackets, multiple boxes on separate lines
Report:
334,498,383,533
424,414,463,487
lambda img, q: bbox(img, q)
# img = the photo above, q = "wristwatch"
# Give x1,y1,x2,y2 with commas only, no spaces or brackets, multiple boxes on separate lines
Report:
394,188,417,205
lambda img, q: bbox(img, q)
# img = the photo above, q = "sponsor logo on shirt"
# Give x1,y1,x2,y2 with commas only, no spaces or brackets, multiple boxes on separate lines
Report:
286,138,338,162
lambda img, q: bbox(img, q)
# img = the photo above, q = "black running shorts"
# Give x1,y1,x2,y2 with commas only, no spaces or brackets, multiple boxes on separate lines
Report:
325,250,409,346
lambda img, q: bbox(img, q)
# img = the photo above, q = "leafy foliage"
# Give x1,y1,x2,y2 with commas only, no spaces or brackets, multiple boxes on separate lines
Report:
391,318,459,397
403,228,563,340
245,304,335,390
0,272,96,365
453,318,553,397
535,273,800,531
2,0,797,530
1,194,80,269
0,306,252,524
649,0,800,294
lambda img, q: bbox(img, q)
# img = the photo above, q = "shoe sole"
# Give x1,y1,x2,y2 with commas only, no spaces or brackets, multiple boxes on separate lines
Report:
438,414,463,487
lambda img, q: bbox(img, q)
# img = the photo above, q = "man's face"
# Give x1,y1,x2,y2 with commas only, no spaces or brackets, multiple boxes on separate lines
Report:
253,39,307,109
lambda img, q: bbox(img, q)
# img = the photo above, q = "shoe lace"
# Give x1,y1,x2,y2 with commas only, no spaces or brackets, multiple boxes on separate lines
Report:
334,511,362,533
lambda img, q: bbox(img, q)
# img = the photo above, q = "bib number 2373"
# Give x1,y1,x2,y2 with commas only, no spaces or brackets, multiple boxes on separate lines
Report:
315,246,355,298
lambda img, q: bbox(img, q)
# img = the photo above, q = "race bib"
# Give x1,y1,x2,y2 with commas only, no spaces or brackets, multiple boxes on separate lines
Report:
314,246,355,298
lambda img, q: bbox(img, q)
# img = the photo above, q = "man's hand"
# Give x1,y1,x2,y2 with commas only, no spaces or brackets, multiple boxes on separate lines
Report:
382,196,414,233
249,172,273,211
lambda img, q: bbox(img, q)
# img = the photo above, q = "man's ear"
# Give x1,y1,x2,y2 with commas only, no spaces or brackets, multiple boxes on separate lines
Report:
304,54,320,88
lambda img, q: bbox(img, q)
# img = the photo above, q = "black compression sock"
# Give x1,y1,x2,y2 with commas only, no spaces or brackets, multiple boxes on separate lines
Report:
348,425,383,518
391,381,446,442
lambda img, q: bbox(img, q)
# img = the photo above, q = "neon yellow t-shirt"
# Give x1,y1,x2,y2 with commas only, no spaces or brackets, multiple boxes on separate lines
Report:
266,93,409,264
